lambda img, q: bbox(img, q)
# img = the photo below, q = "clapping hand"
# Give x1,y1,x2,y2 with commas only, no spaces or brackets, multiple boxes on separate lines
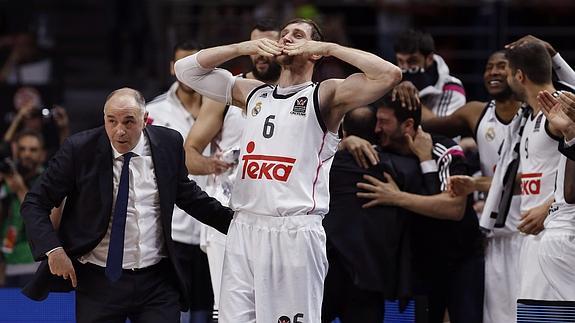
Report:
538,90,575,139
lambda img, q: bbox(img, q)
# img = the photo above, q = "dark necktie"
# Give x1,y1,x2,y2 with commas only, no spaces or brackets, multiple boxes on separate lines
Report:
105,152,134,282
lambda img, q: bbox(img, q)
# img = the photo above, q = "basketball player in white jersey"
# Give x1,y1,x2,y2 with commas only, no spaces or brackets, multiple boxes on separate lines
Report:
422,51,523,323
174,18,401,323
183,21,281,322
533,90,575,305
504,42,566,309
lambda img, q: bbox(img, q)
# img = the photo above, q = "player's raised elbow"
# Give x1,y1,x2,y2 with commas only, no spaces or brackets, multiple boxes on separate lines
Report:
389,65,402,85
174,54,208,86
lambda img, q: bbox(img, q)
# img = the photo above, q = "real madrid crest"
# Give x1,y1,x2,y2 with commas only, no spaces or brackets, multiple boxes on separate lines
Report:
252,101,262,116
485,127,495,142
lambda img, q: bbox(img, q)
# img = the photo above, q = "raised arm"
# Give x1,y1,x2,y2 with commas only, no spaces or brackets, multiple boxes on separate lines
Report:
174,39,280,109
312,43,401,131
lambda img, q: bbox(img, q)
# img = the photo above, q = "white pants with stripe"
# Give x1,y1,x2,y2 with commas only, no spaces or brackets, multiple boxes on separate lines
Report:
519,229,575,301
483,232,523,323
218,212,328,323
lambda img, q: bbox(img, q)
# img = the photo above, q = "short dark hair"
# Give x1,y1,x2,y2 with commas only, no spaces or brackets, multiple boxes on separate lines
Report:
252,19,279,33
371,94,421,128
505,42,552,85
281,18,323,41
14,129,45,148
394,30,435,57
173,40,202,60
342,106,377,143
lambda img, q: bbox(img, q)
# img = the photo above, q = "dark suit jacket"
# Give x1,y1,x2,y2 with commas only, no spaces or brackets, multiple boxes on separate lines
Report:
20,125,233,307
323,149,422,299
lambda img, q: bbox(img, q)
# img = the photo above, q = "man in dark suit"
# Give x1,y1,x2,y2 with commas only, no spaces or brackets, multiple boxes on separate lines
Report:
20,88,234,323
322,106,422,322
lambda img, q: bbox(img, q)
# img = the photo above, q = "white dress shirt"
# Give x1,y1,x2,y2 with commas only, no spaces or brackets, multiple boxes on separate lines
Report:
79,132,166,269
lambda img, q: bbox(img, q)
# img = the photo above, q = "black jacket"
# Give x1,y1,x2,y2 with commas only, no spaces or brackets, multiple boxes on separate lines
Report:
21,125,233,306
324,149,422,299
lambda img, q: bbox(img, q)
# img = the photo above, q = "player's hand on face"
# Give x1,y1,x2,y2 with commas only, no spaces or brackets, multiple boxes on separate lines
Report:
340,135,379,169
505,35,557,56
518,203,548,235
47,248,77,288
283,40,329,57
392,81,421,111
447,175,476,197
406,126,433,162
356,172,400,208
241,38,282,57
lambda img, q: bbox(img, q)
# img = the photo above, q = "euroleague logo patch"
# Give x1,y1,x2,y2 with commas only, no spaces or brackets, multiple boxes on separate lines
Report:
290,97,307,116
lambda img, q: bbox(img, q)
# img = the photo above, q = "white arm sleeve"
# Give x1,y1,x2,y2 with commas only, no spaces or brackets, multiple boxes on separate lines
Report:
174,51,236,105
552,53,575,87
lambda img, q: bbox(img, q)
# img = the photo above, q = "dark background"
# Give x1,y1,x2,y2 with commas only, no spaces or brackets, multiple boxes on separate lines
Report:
1,0,573,134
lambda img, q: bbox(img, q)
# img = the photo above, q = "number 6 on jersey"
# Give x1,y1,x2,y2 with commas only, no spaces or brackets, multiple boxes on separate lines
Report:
263,115,276,138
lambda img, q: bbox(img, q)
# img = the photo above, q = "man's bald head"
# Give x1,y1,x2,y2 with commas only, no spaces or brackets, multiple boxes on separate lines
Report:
103,88,148,153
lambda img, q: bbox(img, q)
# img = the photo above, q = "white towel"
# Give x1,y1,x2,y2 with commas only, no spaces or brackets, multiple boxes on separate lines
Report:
481,107,530,231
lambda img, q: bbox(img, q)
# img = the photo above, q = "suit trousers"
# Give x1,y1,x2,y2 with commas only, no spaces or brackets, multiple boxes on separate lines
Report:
75,259,180,323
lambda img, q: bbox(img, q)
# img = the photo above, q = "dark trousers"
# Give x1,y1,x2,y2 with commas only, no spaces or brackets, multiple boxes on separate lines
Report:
75,260,180,323
172,241,214,313
322,250,385,323
418,254,485,323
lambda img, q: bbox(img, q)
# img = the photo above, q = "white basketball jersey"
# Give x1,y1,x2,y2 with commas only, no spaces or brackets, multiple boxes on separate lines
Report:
519,110,561,212
230,82,340,217
204,105,245,207
547,154,575,230
476,100,522,234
